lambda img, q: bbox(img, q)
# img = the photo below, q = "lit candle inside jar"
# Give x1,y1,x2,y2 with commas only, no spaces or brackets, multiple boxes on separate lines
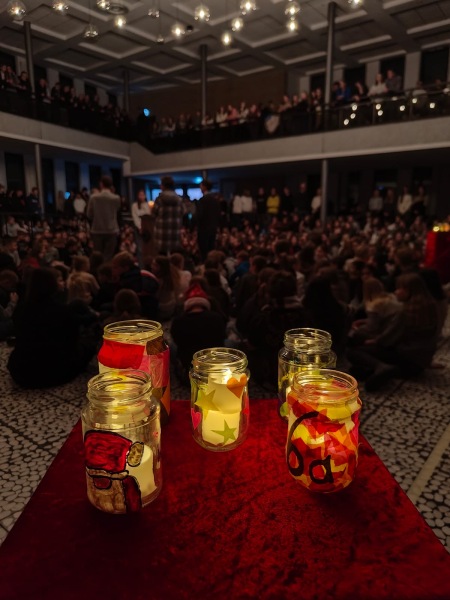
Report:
196,370,247,447
127,445,156,498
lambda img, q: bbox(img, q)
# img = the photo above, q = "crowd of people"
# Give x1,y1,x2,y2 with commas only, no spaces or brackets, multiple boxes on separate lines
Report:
2,59,448,147
146,71,449,147
0,173,447,395
0,63,131,139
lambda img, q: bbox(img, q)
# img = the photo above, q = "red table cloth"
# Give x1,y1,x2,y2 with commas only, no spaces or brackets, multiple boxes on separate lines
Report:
1,400,449,600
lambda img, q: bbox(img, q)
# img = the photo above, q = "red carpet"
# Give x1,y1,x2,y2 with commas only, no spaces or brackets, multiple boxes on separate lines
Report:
0,400,449,600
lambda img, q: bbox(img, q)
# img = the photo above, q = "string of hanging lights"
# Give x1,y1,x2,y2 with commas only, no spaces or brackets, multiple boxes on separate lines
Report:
5,1,365,43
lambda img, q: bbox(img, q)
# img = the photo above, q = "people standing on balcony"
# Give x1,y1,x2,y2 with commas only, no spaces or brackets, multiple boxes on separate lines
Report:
16,72,31,97
385,69,403,95
152,176,184,255
255,187,267,227
240,189,254,225
368,73,388,99
87,175,121,262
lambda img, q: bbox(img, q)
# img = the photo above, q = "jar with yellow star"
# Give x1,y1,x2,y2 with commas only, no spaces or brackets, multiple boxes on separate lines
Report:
190,348,250,451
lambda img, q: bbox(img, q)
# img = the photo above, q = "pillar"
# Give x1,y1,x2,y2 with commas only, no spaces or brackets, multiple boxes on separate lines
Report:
24,21,35,95
200,44,207,120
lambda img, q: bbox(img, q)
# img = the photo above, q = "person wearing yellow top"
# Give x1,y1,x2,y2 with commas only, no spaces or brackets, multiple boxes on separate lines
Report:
266,187,280,216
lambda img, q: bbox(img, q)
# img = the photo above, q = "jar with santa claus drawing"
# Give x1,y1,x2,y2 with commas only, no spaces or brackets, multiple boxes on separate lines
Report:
82,369,162,514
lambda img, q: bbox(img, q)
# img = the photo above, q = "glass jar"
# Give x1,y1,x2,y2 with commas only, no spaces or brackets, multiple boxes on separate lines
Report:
82,369,162,514
278,328,336,420
98,320,170,425
286,369,361,493
190,348,250,452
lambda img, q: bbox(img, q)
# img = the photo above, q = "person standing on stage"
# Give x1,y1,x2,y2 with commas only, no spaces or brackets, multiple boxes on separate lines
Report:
87,175,120,261
197,179,220,259
153,176,184,255
131,189,151,267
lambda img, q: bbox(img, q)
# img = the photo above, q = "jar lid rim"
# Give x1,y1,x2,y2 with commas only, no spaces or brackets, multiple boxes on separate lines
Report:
87,369,152,402
291,369,358,403
192,347,248,370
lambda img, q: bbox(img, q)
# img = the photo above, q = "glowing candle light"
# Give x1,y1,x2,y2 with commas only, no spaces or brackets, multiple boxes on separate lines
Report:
190,349,250,451
286,370,361,493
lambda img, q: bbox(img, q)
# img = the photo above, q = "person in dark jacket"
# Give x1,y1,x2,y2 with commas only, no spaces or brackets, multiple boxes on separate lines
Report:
7,268,96,388
196,179,221,259
171,283,226,380
112,251,159,320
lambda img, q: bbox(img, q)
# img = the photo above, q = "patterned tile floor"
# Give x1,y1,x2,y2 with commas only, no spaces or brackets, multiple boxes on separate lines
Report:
0,333,449,552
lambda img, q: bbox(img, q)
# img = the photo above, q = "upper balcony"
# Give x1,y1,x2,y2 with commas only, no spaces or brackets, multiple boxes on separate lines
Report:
129,87,450,177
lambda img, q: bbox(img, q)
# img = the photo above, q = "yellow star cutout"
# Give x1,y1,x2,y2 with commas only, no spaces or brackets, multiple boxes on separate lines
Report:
212,420,237,443
194,389,218,419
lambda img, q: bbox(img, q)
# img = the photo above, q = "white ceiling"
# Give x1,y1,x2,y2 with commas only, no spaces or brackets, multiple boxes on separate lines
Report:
0,0,449,93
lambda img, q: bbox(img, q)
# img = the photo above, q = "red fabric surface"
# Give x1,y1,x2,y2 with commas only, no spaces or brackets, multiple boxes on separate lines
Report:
1,400,449,600
425,231,450,284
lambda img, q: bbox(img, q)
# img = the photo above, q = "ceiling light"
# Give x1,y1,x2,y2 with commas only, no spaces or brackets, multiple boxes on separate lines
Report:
83,23,99,39
350,113,356,119
285,1,300,17
344,119,349,126
377,109,383,116
96,0,110,10
221,30,233,46
231,17,244,31
157,34,165,44
195,4,210,21
352,104,357,111
52,1,68,13
171,22,186,37
148,8,160,18
348,0,363,7
240,1,256,15
114,14,126,27
287,17,299,32
7,0,26,21
399,105,406,111
429,102,436,109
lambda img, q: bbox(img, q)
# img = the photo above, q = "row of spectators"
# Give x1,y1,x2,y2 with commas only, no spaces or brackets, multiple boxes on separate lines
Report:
0,64,131,139
147,71,448,139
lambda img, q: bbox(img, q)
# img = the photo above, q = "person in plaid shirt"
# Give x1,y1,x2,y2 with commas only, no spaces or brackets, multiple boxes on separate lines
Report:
153,176,184,254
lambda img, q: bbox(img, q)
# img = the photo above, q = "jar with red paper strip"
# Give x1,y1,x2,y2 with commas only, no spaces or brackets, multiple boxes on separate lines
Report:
190,348,250,452
98,320,170,425
286,370,361,493
82,369,162,514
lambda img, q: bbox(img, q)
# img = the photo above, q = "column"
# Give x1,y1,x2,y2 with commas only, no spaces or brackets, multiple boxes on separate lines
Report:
320,1,336,224
200,44,207,121
34,144,44,214
24,21,35,95
123,68,130,114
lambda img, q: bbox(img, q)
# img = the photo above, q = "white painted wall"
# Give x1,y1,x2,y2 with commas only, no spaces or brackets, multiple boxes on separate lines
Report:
47,68,59,90
73,78,85,95
365,60,379,88
404,52,420,89
97,88,109,106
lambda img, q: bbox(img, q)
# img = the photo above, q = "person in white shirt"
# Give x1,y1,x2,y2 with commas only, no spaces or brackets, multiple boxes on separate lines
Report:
232,193,243,227
131,189,151,267
73,193,87,217
240,189,254,224
2,216,27,238
368,189,383,214
311,188,322,215
397,186,412,217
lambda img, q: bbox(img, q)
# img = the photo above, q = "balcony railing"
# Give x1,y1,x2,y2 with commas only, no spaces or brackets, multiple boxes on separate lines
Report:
141,85,450,154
